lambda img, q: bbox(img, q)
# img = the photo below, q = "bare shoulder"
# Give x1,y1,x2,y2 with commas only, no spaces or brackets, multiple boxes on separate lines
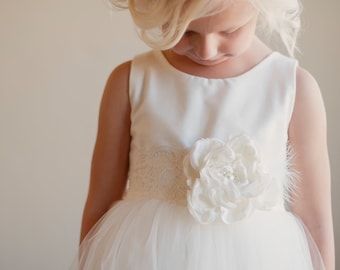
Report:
289,66,327,139
94,60,132,151
107,61,131,88
102,61,132,104
95,60,132,160
98,61,132,123
295,66,322,109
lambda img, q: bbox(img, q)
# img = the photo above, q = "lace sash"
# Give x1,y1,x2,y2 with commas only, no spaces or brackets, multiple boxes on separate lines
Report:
125,146,188,205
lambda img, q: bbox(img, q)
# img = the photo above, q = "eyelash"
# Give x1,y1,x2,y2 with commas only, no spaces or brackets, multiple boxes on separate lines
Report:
184,31,195,37
224,27,240,36
184,27,241,38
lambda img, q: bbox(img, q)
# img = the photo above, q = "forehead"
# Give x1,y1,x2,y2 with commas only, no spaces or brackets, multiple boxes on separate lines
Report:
188,1,257,33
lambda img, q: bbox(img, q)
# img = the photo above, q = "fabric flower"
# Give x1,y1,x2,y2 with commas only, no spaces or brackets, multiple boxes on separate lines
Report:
184,135,277,224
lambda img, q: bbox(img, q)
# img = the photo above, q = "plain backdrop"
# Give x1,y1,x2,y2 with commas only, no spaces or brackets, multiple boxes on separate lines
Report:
0,0,339,269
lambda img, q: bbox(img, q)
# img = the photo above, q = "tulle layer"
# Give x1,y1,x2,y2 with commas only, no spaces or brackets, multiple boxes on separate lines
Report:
70,199,325,270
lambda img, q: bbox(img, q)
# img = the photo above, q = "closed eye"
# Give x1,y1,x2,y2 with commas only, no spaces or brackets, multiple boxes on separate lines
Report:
184,30,197,37
223,27,241,36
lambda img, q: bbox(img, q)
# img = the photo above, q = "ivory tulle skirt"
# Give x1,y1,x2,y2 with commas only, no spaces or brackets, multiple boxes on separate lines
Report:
70,199,325,270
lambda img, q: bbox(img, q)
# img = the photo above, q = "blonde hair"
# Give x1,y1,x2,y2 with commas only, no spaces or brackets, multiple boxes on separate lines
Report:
253,0,302,56
109,0,301,56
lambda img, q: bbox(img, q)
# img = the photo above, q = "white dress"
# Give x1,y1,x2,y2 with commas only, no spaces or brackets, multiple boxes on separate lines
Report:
71,50,325,269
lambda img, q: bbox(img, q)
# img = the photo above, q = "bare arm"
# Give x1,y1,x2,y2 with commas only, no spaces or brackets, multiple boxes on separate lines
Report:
80,61,132,243
289,67,335,270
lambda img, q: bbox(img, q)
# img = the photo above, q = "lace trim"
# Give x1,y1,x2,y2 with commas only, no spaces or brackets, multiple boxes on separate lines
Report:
125,145,188,205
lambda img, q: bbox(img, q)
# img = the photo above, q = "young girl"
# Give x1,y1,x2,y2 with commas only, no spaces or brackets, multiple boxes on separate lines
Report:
71,0,335,269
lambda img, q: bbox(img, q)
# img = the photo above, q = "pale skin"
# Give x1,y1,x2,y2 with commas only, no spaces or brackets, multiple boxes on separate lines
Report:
80,1,334,269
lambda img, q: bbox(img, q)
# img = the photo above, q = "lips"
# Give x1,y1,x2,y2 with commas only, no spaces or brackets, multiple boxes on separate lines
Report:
189,55,231,66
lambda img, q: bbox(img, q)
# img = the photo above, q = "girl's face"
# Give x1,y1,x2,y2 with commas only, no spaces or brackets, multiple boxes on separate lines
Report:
171,2,259,66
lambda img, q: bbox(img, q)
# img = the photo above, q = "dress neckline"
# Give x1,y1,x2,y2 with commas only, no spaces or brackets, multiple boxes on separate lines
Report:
156,50,279,81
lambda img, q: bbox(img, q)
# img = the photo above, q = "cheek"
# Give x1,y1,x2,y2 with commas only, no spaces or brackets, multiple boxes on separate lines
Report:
216,38,242,56
222,31,255,54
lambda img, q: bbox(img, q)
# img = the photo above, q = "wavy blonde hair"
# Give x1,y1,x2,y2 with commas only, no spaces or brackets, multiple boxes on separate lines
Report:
109,0,301,56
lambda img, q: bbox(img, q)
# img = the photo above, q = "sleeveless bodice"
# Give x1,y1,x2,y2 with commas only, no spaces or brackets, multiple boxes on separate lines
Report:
125,50,297,207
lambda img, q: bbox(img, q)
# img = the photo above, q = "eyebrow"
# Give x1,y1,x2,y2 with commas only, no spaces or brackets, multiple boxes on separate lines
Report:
225,13,256,32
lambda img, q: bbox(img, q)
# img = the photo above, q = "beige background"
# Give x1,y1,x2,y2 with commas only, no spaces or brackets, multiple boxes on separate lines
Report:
0,0,338,269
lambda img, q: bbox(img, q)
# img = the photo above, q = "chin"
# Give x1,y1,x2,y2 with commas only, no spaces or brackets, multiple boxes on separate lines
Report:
189,55,232,66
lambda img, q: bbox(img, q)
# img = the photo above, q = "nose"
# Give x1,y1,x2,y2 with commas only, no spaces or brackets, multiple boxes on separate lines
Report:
194,35,218,60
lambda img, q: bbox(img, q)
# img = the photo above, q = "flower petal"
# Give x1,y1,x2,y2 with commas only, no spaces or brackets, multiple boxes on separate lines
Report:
221,200,253,223
185,136,278,224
